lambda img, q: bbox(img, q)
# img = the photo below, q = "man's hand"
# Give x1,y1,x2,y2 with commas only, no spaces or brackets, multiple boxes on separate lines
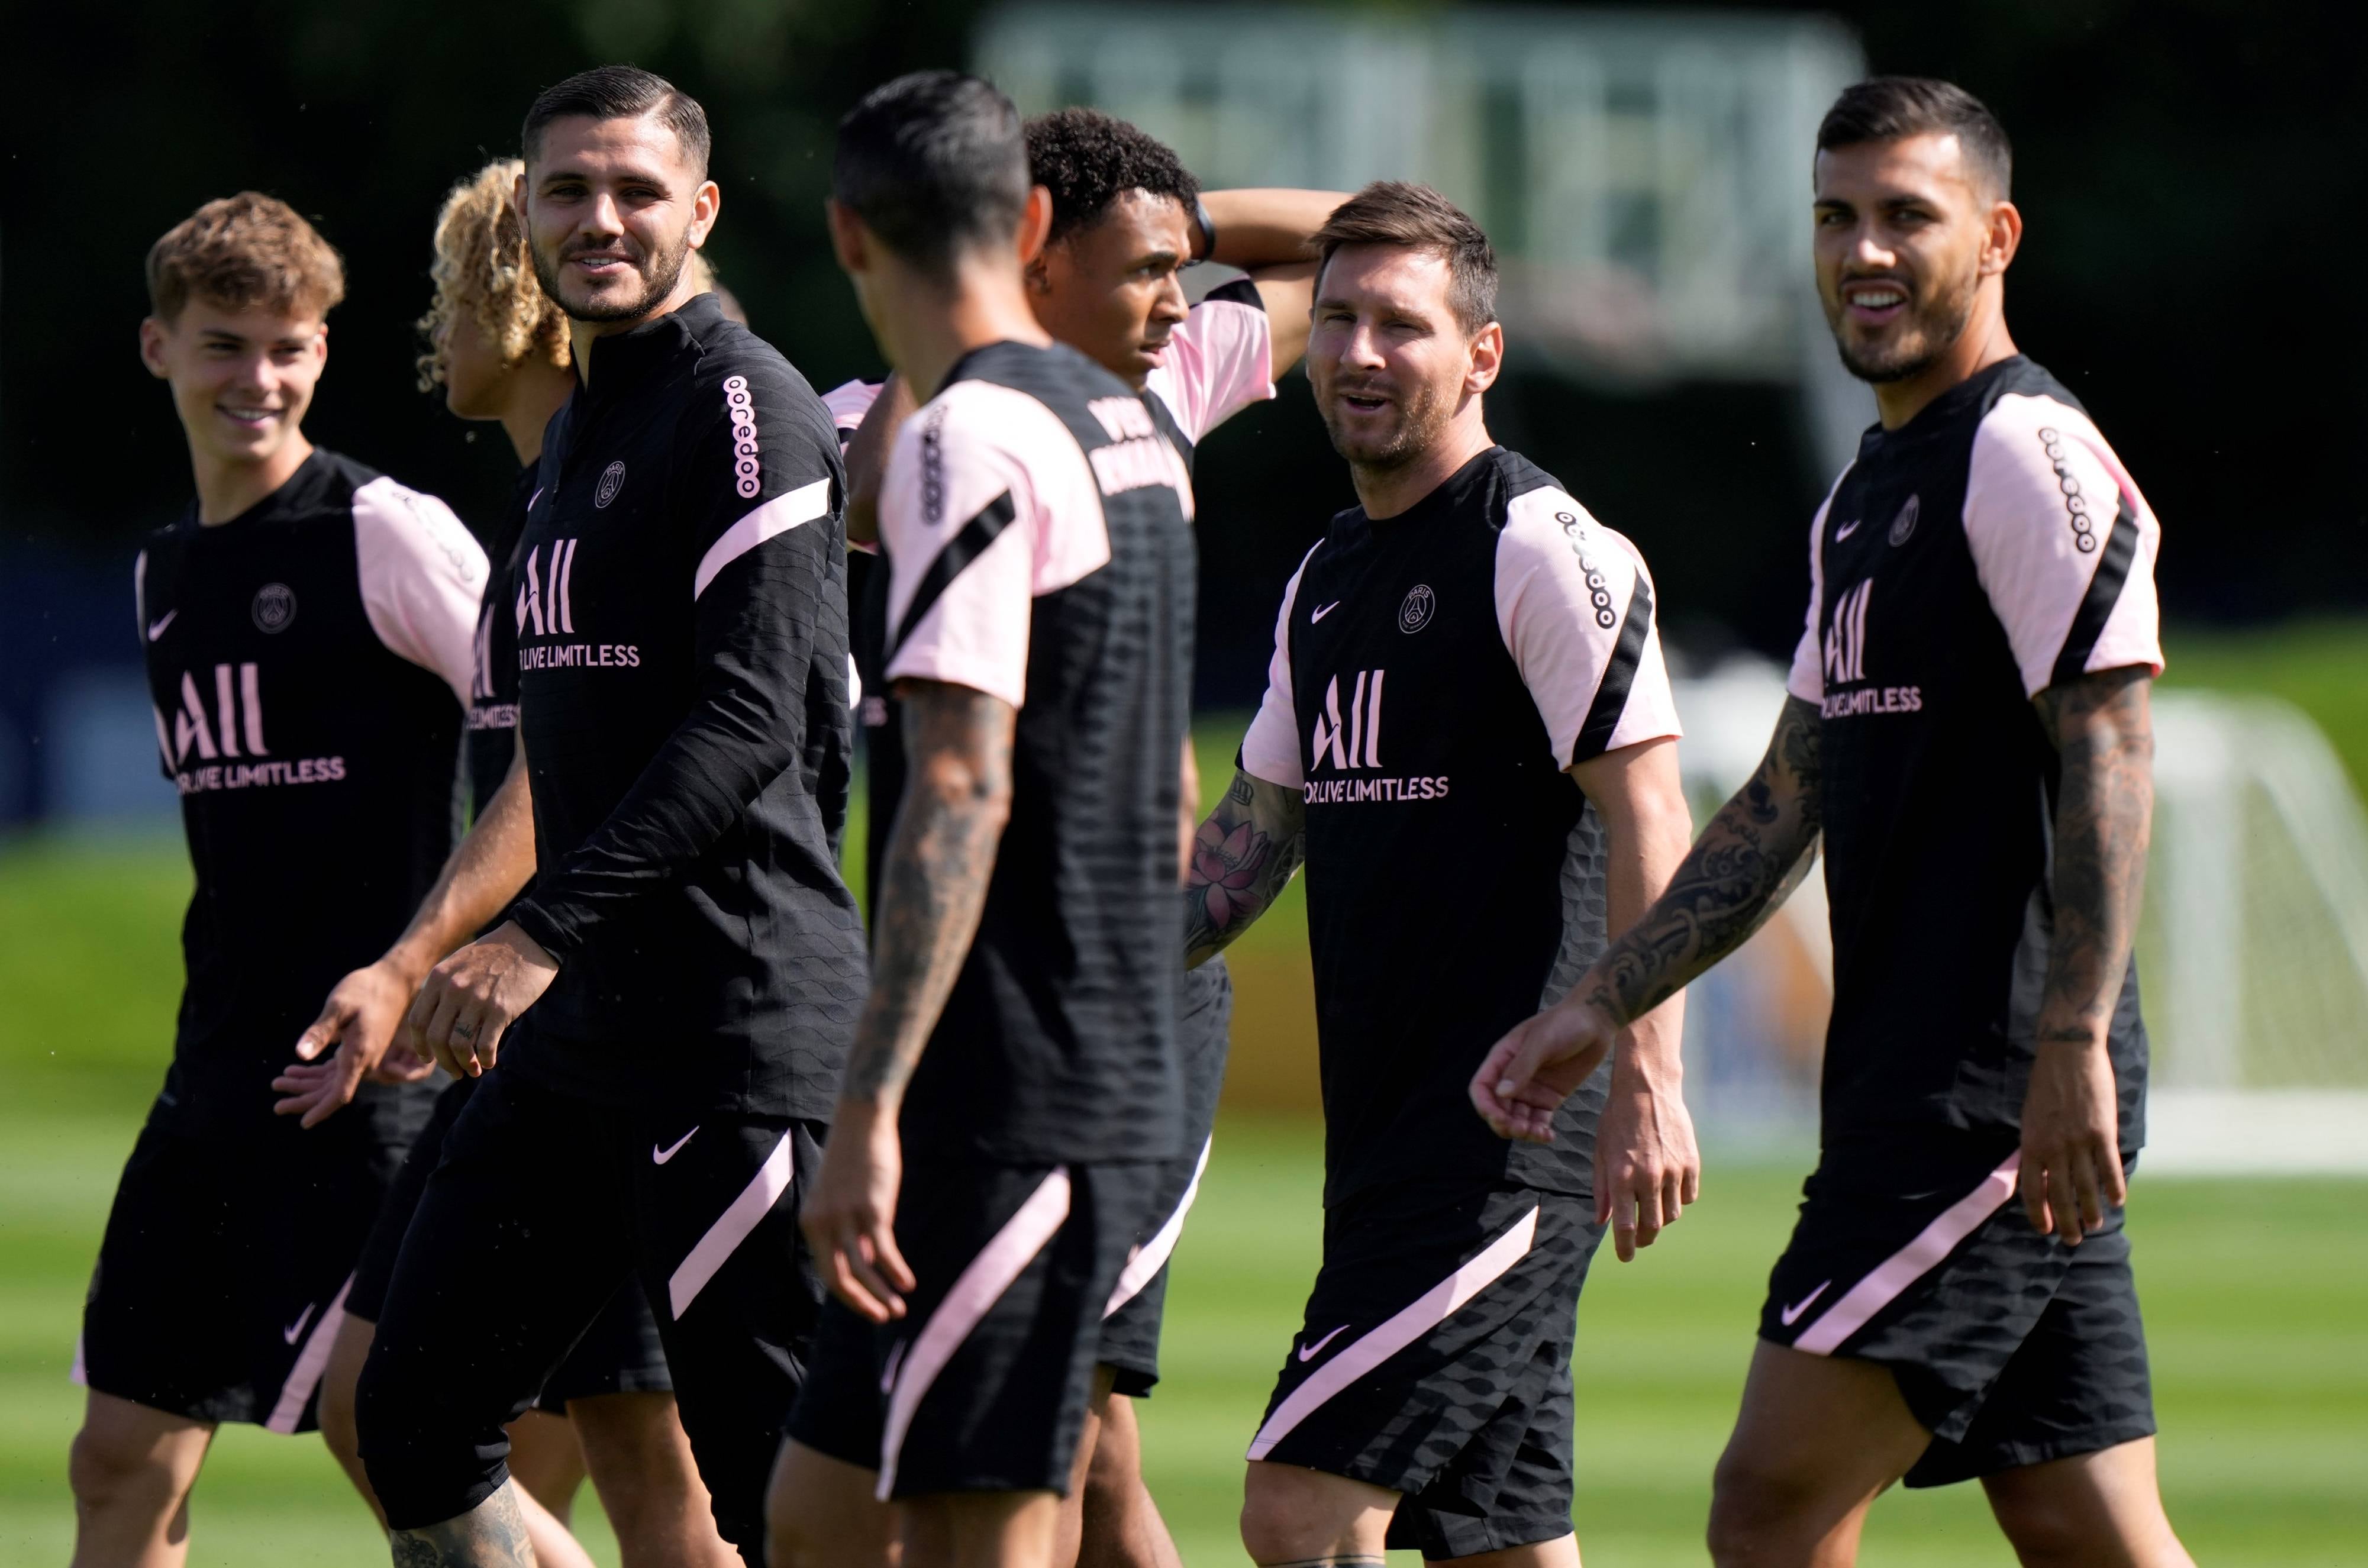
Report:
801,1100,916,1323
405,921,557,1079
1592,1044,1702,1263
1470,996,1619,1145
273,960,438,1127
2018,1037,2125,1245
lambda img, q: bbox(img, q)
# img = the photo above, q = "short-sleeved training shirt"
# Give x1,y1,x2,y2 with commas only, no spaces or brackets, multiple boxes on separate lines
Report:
1239,445,1682,1205
501,292,865,1121
879,340,1197,1166
1783,355,2163,1164
137,449,485,1137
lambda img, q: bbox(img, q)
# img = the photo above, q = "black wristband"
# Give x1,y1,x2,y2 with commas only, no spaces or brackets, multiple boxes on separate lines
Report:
1189,195,1217,264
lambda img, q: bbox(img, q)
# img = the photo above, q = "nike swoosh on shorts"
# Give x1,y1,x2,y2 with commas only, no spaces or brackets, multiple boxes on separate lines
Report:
653,1126,701,1164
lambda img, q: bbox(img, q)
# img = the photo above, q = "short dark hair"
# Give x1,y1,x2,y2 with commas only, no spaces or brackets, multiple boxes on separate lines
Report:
1025,108,1200,248
1312,181,1497,334
834,71,1029,276
522,65,711,179
1817,76,2011,199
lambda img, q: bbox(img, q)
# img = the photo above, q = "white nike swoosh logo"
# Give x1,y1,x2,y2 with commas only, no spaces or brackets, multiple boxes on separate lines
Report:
1310,601,1341,623
282,1302,317,1345
652,1126,701,1164
1834,518,1862,541
147,611,177,640
1779,1280,1831,1327
1296,1323,1352,1362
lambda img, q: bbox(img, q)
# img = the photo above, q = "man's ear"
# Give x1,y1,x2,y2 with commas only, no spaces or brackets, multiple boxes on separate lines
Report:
138,317,171,379
512,170,530,227
1023,244,1055,295
825,198,867,275
1015,185,1053,267
689,179,722,250
1466,320,1506,394
1982,198,2024,279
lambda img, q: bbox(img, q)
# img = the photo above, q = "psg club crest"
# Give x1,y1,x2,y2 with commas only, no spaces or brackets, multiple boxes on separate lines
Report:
595,461,628,509
1888,494,1920,547
251,582,297,634
1398,583,1436,634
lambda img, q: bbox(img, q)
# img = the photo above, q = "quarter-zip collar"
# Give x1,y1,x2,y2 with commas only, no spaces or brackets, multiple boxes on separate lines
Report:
580,291,724,400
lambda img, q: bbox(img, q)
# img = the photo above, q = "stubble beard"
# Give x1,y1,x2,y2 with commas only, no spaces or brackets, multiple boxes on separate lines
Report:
1322,377,1451,475
533,229,693,325
1827,259,1980,385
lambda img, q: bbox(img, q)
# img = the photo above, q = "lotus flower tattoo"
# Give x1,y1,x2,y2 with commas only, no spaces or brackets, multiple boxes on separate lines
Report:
1193,817,1273,930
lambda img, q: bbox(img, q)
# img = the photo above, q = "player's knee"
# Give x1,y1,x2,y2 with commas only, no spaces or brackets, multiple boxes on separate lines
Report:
68,1422,172,1515
1988,1488,2102,1567
1706,1449,1815,1564
1238,1479,1321,1564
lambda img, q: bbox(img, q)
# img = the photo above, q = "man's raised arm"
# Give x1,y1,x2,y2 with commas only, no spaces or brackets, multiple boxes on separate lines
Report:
1199,187,1350,370
1472,696,1825,1142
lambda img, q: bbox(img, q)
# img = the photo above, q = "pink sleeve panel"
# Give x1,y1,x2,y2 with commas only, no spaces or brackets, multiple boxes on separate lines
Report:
1237,543,1320,790
1964,393,2164,698
1785,472,1847,704
1148,293,1276,444
1493,488,1681,767
880,382,1111,710
351,476,491,707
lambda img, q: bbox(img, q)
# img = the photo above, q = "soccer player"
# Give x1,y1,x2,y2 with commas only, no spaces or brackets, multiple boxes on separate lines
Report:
769,70,1196,1568
69,193,485,1567
1469,79,2190,1566
834,105,1343,1566
350,66,863,1566
1188,182,1698,1564
270,159,735,1568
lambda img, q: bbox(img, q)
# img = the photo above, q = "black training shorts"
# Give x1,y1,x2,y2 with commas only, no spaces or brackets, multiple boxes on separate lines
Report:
1098,957,1231,1396
1250,1180,1604,1558
788,1157,1163,1499
1760,1139,2156,1485
79,1091,421,1432
356,1071,823,1554
346,1074,673,1414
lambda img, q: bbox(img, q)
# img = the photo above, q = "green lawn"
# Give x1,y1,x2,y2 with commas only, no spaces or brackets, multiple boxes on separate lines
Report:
6,622,2368,1566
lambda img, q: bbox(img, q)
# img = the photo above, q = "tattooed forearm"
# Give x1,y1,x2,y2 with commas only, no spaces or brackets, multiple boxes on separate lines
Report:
389,1480,533,1565
2033,666,2154,1047
841,682,1017,1105
1182,768,1305,967
1583,696,1825,1026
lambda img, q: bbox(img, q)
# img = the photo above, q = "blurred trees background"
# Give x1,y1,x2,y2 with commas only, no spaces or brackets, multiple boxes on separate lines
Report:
2,0,2361,707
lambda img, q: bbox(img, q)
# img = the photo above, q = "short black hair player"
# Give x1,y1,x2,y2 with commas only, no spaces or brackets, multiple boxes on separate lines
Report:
1199,183,1699,1566
770,73,1195,1568
350,67,863,1566
832,104,1344,1567
69,194,485,1564
1471,79,2190,1566
273,157,740,1568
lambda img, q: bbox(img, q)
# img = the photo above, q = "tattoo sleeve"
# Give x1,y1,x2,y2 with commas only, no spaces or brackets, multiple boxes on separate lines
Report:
840,681,1017,1105
389,1479,533,1566
1582,696,1825,1025
1182,767,1306,968
2031,666,2155,1047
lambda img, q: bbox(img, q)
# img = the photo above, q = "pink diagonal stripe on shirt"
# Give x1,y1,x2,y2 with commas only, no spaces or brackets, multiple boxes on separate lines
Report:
1792,1153,2021,1356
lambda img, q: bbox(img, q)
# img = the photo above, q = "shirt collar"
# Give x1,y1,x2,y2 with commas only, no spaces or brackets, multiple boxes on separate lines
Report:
582,291,726,396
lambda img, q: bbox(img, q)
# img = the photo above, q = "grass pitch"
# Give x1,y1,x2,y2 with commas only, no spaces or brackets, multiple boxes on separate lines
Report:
4,785,2366,1562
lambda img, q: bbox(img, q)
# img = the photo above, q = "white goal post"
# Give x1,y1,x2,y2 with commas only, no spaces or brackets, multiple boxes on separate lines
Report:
1672,662,2368,1175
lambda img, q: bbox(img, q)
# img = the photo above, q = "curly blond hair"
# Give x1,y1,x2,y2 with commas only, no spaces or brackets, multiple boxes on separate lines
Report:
149,192,345,324
416,160,570,392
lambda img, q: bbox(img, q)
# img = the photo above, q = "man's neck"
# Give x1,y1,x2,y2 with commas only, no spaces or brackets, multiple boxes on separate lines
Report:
499,362,579,467
1873,297,2018,431
567,275,701,389
888,257,1050,402
192,435,313,527
1353,409,1494,521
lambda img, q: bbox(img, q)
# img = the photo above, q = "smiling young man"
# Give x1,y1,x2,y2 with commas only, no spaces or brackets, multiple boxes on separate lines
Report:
769,70,1195,1568
69,193,486,1568
349,67,863,1567
1469,79,2190,1566
1189,182,1697,1566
